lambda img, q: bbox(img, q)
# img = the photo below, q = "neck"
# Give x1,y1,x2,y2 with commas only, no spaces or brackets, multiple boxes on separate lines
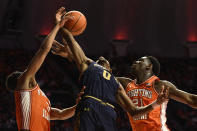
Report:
135,72,153,84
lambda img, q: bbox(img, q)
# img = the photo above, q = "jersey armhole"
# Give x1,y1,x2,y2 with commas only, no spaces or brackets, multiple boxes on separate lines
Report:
15,84,38,92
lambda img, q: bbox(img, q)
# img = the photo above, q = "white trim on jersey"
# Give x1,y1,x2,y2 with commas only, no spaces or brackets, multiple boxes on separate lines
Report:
160,101,169,131
20,92,31,130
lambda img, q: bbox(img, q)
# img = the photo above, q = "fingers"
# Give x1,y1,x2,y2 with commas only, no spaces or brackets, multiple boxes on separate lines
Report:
160,85,164,95
61,15,74,23
51,43,62,55
62,37,68,45
56,7,65,14
51,50,58,55
156,85,170,105
53,40,64,48
78,92,84,97
81,86,86,91
51,46,60,54
62,11,67,18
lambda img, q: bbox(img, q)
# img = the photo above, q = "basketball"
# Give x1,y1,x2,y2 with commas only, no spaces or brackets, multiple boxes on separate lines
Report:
64,11,87,36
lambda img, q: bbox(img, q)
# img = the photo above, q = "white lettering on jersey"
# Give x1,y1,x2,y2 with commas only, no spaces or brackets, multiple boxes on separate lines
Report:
133,114,147,120
127,89,152,99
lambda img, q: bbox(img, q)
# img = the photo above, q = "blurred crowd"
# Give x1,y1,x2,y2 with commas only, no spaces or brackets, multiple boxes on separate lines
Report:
1,50,197,131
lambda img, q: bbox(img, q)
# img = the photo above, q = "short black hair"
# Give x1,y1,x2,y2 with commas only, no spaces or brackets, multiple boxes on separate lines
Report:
147,56,160,76
96,56,108,67
6,71,22,91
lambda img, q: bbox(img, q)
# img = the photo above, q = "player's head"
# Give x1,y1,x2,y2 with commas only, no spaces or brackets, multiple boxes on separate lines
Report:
6,71,22,92
131,56,160,77
96,56,112,72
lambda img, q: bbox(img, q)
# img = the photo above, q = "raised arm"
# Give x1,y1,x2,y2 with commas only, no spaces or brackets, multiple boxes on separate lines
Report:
23,7,68,79
161,80,197,109
61,28,92,73
116,83,169,117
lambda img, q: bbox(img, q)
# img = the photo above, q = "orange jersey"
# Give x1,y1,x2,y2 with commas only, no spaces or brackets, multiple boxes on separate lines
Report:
15,85,51,131
125,76,169,131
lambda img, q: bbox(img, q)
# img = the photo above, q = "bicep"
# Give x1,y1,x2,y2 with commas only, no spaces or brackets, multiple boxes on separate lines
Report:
169,86,193,105
163,81,192,105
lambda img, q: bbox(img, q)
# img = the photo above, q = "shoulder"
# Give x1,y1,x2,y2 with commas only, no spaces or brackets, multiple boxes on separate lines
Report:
116,77,133,89
17,71,37,91
156,80,175,87
154,80,177,92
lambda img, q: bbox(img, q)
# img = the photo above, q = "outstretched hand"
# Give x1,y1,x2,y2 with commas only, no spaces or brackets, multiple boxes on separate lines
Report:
51,39,73,61
156,85,169,105
55,7,73,27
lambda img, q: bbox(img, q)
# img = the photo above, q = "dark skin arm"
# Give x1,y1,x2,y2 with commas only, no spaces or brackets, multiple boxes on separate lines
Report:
116,83,169,117
51,39,74,61
50,106,77,120
17,7,69,90
116,77,132,89
155,80,197,109
60,28,92,75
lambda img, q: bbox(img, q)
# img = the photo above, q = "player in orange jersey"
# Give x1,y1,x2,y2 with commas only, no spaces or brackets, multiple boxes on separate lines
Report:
117,56,197,131
5,7,83,131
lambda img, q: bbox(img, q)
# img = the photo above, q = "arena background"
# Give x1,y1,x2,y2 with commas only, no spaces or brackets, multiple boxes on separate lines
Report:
0,0,197,130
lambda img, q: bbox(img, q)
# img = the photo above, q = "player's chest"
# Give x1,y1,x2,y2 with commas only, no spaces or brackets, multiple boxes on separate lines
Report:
126,86,158,106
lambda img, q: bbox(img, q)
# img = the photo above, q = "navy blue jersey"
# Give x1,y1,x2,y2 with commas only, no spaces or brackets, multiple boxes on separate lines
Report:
80,62,119,105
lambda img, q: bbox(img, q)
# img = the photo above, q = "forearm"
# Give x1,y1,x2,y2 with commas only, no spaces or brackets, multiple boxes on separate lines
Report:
116,85,157,117
61,28,76,45
119,93,156,117
188,95,197,109
128,102,159,117
50,105,76,120
41,24,60,51
60,105,76,120
60,28,88,71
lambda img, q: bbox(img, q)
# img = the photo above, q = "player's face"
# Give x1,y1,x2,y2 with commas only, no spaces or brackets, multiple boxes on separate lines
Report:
131,56,151,75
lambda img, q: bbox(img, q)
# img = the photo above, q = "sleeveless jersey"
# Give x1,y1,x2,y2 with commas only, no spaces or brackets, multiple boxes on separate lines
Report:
125,76,169,131
15,85,50,131
80,62,119,105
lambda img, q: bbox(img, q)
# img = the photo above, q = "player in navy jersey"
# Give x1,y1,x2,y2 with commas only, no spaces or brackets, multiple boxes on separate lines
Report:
51,20,169,131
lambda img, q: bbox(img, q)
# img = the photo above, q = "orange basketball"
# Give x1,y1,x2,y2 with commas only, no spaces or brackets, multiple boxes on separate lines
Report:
64,11,87,36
